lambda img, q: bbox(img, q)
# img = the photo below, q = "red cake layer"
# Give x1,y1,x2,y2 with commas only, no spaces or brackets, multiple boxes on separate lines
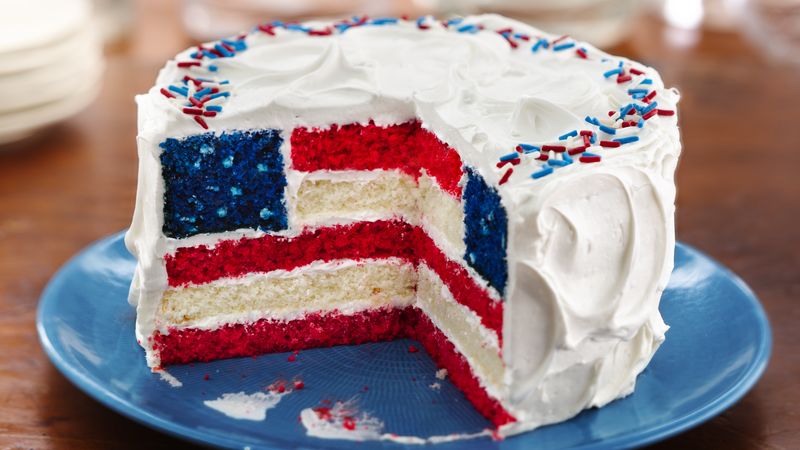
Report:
166,220,503,338
152,306,515,427
290,121,464,197
154,307,413,365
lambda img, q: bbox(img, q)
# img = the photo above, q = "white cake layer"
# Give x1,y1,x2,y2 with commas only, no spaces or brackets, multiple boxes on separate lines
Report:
160,258,416,329
416,264,504,398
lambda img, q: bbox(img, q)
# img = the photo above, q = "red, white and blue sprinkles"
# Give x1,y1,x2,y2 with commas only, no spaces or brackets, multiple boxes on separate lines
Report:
159,15,676,183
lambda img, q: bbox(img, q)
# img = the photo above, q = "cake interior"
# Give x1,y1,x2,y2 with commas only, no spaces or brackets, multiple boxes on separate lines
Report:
153,121,513,426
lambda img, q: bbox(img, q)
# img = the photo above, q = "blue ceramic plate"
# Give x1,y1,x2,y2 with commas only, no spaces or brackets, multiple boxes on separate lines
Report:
37,232,771,449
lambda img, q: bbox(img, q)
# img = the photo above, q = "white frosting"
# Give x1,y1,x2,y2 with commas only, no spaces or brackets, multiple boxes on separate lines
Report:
204,391,287,421
127,14,681,435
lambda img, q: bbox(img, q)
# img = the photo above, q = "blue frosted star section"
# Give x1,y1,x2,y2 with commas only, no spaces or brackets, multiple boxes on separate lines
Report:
462,167,508,296
160,130,287,238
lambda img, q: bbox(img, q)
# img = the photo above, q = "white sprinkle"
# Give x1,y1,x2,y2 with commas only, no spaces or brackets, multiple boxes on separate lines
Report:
435,369,448,380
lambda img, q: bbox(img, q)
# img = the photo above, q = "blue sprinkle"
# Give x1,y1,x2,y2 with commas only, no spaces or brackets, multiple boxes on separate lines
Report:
168,85,189,97
514,33,529,40
552,42,575,52
614,136,640,144
603,68,623,78
202,50,218,59
457,24,480,33
618,61,624,67
627,88,648,95
563,153,574,164
230,187,242,196
585,116,600,126
620,103,636,116
371,18,399,25
206,185,220,192
640,78,653,85
335,23,351,32
200,143,214,155
217,207,227,217
531,166,554,179
518,143,540,153
641,101,659,115
272,20,284,27
599,125,617,135
416,17,426,27
285,24,311,32
531,38,548,52
193,87,213,99
209,92,230,100
214,44,234,57
559,130,578,140
222,155,234,168
259,208,273,220
590,133,597,144
257,163,269,172
190,52,202,59
548,159,569,167
206,105,222,112
638,119,645,128
499,152,520,162
583,152,600,158
220,80,230,85
447,17,464,26
631,92,646,100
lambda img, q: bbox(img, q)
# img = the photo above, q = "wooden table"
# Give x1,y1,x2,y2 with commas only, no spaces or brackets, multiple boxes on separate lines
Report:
1,2,797,448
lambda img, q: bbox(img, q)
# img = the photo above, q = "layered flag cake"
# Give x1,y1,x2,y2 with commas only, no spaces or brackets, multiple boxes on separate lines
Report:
127,14,681,434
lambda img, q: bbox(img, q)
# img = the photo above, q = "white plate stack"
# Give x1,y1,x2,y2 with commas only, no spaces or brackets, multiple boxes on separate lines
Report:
0,0,104,145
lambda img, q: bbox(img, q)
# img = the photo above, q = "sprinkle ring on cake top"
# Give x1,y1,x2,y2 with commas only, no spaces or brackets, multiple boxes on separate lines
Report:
128,14,681,438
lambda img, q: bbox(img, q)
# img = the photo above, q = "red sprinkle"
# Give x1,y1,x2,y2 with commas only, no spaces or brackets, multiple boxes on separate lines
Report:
551,35,569,44
203,374,210,380
343,417,357,431
258,24,276,35
309,28,333,36
608,110,616,117
496,27,513,34
643,91,657,103
293,380,305,390
277,384,286,393
630,68,645,75
542,145,566,152
536,153,549,161
160,88,174,99
583,135,591,146
580,154,601,163
579,130,593,136
496,158,520,169
642,109,658,120
576,48,588,59
600,140,621,148
220,42,235,53
314,407,332,420
182,107,203,115
189,97,204,108
617,74,632,83
203,111,217,117
568,145,588,155
193,116,209,129
498,168,513,185
177,61,201,68
621,121,637,128
287,354,296,362
408,345,419,353
657,109,675,116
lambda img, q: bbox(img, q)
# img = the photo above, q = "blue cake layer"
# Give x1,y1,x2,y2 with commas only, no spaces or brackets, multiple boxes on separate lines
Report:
462,167,508,296
160,130,288,238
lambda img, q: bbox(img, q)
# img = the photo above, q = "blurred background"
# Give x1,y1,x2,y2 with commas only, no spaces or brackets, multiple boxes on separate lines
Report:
0,0,798,448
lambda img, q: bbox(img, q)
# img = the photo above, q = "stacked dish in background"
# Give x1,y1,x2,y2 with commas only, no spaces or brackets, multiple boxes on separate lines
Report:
0,0,104,145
